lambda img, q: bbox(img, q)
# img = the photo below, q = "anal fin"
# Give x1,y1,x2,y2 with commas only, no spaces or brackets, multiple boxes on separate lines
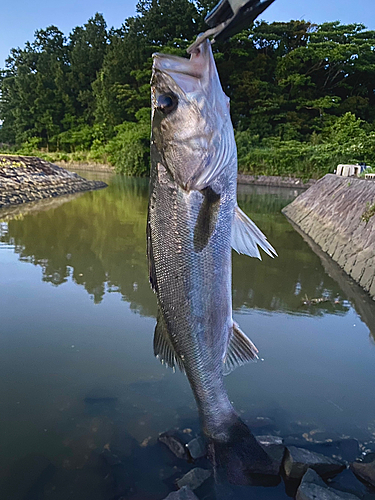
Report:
232,205,277,260
223,322,259,375
154,309,185,373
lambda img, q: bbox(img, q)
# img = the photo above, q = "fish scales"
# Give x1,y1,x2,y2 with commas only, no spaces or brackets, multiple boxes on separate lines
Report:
149,153,236,434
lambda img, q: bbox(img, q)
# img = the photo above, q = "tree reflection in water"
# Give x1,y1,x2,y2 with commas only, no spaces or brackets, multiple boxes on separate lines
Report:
0,177,353,321
1,176,156,316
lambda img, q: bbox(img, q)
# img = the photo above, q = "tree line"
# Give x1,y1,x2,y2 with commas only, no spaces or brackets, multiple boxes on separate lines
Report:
1,0,375,178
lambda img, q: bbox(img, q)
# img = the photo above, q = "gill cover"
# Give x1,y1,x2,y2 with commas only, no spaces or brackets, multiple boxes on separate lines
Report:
151,39,236,191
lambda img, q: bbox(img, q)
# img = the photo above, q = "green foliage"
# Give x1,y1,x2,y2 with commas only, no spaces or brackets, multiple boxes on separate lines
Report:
1,1,375,178
361,167,375,175
56,125,95,152
104,108,150,176
236,113,375,178
19,137,42,155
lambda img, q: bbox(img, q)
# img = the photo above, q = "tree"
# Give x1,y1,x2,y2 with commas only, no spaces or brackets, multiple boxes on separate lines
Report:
68,13,108,123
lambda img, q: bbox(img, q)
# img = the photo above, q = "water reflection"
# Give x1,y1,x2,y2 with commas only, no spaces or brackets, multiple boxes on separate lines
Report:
1,178,350,319
1,177,157,316
1,175,375,500
288,218,375,341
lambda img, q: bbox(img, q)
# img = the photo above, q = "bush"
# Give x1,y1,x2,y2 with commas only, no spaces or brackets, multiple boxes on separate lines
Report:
236,114,375,179
105,108,150,176
56,125,94,152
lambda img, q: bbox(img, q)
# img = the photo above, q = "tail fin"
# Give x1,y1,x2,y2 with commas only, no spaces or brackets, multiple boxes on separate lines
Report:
208,417,279,485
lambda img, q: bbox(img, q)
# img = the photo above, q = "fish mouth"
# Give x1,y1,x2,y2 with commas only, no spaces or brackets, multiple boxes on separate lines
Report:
152,39,217,94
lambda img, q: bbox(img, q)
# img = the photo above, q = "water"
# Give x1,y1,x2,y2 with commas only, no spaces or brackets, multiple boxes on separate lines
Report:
1,172,375,499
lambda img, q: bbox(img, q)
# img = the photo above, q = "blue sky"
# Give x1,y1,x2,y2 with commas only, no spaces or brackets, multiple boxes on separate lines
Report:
1,0,374,69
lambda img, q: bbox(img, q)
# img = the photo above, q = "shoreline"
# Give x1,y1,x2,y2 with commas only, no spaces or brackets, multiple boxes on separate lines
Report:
1,154,318,214
57,160,317,189
54,160,115,173
237,173,316,188
283,174,375,301
0,155,107,212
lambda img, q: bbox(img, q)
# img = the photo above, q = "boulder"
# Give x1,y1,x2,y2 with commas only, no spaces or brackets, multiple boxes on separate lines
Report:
256,435,284,446
176,468,212,490
163,486,199,499
327,467,370,498
296,468,361,500
159,430,190,460
186,437,206,460
350,460,375,487
284,446,345,479
256,436,285,475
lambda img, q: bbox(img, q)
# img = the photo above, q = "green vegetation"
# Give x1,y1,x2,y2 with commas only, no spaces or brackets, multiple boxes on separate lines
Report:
1,1,375,178
362,202,375,224
360,166,375,177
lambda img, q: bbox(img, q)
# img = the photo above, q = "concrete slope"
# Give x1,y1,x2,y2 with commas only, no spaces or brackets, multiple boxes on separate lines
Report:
282,174,375,301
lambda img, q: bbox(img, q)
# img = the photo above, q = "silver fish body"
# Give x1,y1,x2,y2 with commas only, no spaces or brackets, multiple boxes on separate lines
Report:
148,39,276,479
149,151,237,439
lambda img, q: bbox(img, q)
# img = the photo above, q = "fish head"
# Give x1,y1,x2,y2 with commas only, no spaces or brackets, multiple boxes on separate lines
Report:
151,39,236,191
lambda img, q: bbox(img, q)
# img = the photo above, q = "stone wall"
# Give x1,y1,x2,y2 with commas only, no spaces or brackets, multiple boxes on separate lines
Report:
54,161,115,173
237,174,316,188
282,174,375,301
0,155,106,211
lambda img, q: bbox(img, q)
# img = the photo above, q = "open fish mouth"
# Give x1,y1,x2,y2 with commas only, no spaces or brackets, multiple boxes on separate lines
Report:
152,39,218,95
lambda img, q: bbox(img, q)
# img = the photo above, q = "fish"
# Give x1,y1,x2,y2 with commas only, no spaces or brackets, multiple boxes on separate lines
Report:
148,38,277,483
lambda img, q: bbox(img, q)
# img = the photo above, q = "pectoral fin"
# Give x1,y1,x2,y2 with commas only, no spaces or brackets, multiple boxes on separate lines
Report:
231,205,277,260
223,322,259,375
147,215,158,292
154,309,185,373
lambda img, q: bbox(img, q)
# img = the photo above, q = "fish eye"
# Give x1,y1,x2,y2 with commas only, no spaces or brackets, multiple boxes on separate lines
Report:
156,93,178,114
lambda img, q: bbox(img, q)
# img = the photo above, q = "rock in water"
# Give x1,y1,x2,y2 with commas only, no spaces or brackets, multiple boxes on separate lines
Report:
163,486,199,499
253,435,285,475
258,443,285,476
176,468,212,490
351,460,375,487
186,437,206,459
256,435,284,446
328,468,369,498
284,446,345,479
158,430,190,460
296,468,361,500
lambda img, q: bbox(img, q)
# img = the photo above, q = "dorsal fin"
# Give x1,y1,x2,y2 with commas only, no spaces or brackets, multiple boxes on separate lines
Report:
154,309,185,373
223,322,259,375
232,205,277,260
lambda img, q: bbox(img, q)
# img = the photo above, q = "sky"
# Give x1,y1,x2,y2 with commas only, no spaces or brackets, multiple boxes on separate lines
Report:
1,0,374,69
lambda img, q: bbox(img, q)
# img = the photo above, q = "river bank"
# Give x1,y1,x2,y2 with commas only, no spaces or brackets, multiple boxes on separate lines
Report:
283,174,375,301
54,160,115,173
56,160,315,188
0,155,317,209
0,155,107,211
237,174,316,188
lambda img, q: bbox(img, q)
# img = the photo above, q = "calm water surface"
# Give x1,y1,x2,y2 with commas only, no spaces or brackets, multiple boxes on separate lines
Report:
1,172,375,500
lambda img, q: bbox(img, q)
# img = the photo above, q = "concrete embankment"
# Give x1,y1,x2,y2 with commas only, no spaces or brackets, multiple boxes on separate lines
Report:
0,155,106,210
282,174,375,301
237,174,316,188
54,160,115,173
